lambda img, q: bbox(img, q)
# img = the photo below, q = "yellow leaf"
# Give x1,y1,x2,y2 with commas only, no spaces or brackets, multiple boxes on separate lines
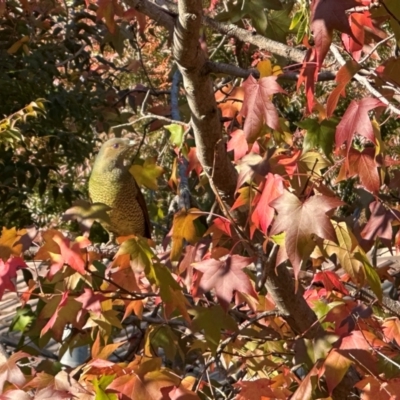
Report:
7,36,29,54
97,341,125,360
257,60,273,78
171,208,202,261
130,157,164,190
0,227,27,260
325,221,365,285
257,60,283,78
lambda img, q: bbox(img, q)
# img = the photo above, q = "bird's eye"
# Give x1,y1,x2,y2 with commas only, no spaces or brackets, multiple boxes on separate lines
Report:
113,143,119,149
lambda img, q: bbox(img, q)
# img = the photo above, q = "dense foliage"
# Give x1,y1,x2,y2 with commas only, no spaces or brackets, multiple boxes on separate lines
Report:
1,0,400,399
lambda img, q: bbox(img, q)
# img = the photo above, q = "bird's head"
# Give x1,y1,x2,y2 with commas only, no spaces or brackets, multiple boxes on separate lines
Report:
93,138,137,173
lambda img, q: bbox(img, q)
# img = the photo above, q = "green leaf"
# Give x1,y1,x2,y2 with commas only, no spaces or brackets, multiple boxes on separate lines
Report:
297,118,337,160
261,0,283,9
266,4,293,43
166,124,185,147
10,306,35,333
354,252,383,302
93,375,118,400
191,305,238,354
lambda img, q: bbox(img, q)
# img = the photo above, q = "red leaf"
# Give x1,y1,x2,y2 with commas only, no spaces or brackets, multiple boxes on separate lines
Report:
273,149,301,178
336,147,380,193
296,49,318,115
193,255,257,310
186,147,203,177
355,376,400,400
75,288,106,317
326,60,360,118
361,201,400,242
311,0,361,67
211,217,232,237
270,191,343,278
96,0,123,34
49,235,87,278
227,129,248,161
241,75,286,142
122,8,147,33
0,257,27,300
233,379,276,399
251,173,284,235
342,12,373,60
312,271,349,295
335,98,383,151
41,291,69,337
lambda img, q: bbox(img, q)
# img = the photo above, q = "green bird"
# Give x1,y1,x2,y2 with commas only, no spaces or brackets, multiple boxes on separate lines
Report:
88,138,152,240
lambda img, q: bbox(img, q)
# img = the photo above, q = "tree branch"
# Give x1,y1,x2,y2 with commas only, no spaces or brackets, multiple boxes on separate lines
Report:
172,0,238,202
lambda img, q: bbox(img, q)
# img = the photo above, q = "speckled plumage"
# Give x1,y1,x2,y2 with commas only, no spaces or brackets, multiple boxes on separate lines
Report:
88,138,151,239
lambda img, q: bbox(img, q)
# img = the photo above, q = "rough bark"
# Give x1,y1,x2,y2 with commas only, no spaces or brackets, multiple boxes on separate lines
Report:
172,0,238,203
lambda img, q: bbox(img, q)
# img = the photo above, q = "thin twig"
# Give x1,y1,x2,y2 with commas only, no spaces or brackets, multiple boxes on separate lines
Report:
359,34,395,64
330,44,400,116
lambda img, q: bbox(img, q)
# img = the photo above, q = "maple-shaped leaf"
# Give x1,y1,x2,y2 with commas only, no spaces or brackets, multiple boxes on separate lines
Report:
113,235,154,273
108,369,180,400
231,186,256,211
0,351,30,392
130,157,164,190
40,291,84,341
355,376,400,400
322,221,365,285
0,257,27,300
227,129,248,162
35,230,89,279
297,118,336,160
382,318,400,346
236,152,270,191
251,173,284,236
191,305,238,354
257,59,283,78
0,226,35,261
335,98,383,151
336,147,380,193
62,199,112,234
171,208,202,261
193,254,257,311
75,288,106,318
165,124,185,148
270,191,343,278
311,271,349,295
96,0,123,34
311,0,361,66
241,75,286,142
342,12,374,61
163,287,191,323
234,378,288,400
361,201,400,243
270,149,301,178
51,235,87,279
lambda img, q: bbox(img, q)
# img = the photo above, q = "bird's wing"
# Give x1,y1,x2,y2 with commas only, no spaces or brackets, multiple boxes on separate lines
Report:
135,181,152,239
